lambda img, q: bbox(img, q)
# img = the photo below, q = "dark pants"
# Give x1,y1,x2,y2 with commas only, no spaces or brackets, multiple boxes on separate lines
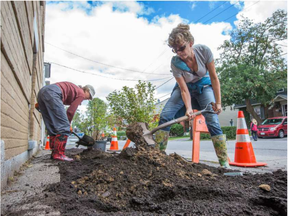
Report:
37,84,70,136
252,131,258,141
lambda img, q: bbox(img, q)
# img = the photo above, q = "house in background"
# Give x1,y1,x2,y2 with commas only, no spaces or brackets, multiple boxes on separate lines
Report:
1,2,46,189
268,89,287,117
235,89,287,121
154,97,238,133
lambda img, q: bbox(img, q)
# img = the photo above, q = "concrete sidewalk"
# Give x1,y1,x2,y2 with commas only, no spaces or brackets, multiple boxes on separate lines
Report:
1,150,61,216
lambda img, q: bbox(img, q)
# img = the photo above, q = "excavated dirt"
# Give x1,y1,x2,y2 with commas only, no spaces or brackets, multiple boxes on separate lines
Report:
3,126,287,215
40,145,286,216
126,122,150,147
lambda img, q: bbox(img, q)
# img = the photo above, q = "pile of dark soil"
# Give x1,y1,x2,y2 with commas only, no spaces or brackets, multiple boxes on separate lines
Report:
44,145,287,216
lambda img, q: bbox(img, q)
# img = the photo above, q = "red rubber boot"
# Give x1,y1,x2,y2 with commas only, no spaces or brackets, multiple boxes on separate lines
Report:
50,135,56,159
53,134,74,161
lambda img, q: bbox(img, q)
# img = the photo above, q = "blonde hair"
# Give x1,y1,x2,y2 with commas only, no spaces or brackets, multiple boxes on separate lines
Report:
168,23,194,48
252,119,257,125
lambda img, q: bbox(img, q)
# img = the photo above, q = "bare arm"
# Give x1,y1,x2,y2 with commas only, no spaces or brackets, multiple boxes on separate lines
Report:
206,60,222,114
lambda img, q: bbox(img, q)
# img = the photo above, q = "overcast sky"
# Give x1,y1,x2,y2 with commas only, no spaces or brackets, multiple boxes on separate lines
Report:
44,0,287,113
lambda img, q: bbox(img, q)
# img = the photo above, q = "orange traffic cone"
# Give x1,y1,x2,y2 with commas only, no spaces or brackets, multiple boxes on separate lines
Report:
123,139,131,149
109,127,119,151
229,111,267,167
44,136,51,150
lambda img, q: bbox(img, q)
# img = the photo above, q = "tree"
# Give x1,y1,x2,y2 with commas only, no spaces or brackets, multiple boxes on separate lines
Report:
216,10,287,123
71,110,90,134
105,113,117,130
106,81,157,126
71,111,82,131
86,98,108,140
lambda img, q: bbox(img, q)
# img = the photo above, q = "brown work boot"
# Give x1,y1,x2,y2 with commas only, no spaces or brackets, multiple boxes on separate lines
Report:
52,134,74,162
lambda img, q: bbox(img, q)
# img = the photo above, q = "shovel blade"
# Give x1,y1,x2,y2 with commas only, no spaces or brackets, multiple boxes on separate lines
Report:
137,122,156,145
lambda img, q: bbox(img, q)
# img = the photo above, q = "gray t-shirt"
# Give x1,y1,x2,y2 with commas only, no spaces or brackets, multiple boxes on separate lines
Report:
171,44,213,83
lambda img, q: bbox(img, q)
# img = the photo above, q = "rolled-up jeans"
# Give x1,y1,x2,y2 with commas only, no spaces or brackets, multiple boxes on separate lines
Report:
158,83,223,136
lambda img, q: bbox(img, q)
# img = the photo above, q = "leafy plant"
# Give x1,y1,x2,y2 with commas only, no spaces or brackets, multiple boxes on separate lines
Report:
86,98,108,140
107,81,156,126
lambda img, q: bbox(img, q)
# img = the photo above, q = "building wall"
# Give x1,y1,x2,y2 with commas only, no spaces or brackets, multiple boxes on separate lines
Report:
219,106,238,127
1,1,46,189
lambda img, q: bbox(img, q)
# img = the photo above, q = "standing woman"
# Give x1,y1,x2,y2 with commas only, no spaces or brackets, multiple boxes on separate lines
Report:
155,23,230,168
37,82,95,161
250,119,258,141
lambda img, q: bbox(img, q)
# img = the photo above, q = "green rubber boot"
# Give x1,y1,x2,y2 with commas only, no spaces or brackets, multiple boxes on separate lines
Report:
211,134,230,168
154,130,169,151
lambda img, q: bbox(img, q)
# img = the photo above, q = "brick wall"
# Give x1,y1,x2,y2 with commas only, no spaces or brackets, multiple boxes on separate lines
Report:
1,1,46,188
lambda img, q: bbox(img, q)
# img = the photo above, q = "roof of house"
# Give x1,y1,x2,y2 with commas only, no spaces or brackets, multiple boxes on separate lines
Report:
155,98,170,114
273,94,287,102
234,99,261,109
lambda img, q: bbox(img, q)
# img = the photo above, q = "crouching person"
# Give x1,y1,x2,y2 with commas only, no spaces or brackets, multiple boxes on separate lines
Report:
37,81,95,161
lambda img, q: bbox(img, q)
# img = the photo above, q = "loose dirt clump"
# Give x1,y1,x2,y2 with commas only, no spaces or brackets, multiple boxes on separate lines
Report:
42,145,287,216
126,122,149,147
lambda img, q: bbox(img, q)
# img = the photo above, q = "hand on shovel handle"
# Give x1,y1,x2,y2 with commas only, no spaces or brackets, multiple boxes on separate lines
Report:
212,102,222,115
186,109,196,120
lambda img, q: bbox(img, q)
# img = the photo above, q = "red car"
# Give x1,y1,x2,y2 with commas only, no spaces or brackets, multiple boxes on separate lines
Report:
257,116,287,138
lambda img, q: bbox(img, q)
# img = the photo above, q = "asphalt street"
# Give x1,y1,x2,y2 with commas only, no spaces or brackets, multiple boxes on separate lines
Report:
165,137,287,173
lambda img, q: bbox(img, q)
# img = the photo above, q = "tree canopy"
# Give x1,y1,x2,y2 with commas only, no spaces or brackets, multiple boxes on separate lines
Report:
86,98,108,140
107,81,156,126
216,10,287,123
71,98,109,139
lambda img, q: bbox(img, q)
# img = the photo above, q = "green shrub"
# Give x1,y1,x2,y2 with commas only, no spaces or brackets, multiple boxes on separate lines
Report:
192,126,237,140
170,124,184,137
222,126,237,139
200,133,211,140
117,130,126,140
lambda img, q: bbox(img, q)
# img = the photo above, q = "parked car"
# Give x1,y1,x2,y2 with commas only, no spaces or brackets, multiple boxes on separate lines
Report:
257,116,287,138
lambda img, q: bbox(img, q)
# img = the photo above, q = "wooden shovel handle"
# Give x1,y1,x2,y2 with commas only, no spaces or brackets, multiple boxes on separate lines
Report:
149,115,189,134
149,109,208,135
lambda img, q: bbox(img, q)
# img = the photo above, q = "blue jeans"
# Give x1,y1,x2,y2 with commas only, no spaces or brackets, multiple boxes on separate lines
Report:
159,83,223,136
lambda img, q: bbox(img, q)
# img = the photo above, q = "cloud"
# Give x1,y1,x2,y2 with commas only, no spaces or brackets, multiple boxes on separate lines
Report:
45,1,286,106
230,0,243,10
112,1,155,15
45,2,181,102
190,2,197,11
236,1,287,23
208,2,217,9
